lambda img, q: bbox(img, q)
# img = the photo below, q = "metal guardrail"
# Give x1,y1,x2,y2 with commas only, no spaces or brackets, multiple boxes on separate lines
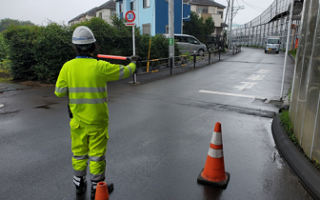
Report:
132,50,223,84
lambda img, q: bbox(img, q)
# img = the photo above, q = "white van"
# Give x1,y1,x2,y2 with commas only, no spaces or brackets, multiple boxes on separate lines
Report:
265,36,281,54
164,34,207,55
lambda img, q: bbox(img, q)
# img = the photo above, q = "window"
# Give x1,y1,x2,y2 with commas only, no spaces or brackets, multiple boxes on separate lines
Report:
130,1,135,10
187,37,198,44
119,4,123,13
218,11,223,19
197,6,208,14
180,37,189,43
143,0,150,8
99,12,102,19
142,24,151,35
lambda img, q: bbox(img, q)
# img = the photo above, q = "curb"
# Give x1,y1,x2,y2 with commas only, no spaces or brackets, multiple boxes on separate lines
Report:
271,114,320,200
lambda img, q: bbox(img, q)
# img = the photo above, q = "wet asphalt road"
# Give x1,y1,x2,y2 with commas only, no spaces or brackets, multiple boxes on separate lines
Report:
0,48,314,200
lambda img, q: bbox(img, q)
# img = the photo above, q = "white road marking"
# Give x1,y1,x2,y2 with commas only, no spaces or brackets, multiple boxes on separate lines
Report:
247,75,266,81
199,90,265,99
235,82,257,90
258,69,269,74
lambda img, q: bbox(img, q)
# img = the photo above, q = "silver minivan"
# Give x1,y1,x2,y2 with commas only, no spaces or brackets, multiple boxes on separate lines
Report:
165,34,207,55
265,36,281,54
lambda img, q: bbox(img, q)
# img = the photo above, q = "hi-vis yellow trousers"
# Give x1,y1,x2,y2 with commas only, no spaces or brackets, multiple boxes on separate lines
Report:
70,118,109,181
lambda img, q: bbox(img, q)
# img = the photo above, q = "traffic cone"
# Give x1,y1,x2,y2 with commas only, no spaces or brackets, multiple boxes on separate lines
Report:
95,182,109,200
197,122,230,187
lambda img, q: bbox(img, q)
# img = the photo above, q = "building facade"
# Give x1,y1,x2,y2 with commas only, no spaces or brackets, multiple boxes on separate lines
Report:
115,0,191,36
68,1,116,26
186,0,227,36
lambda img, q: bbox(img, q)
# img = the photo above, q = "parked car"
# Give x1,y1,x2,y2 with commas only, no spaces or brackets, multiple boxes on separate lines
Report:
164,34,207,56
265,36,281,54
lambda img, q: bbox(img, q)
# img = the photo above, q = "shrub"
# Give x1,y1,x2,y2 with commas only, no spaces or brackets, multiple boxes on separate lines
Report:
3,17,181,83
0,33,9,61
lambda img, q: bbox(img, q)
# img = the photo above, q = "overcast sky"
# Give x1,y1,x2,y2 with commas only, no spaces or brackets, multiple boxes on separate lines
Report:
0,0,275,26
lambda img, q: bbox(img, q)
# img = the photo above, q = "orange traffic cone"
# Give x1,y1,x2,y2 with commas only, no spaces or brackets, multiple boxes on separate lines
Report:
95,182,109,200
197,122,230,187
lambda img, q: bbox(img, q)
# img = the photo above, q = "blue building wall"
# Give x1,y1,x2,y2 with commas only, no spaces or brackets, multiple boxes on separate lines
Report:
155,0,179,35
183,4,191,22
115,0,190,36
138,0,155,35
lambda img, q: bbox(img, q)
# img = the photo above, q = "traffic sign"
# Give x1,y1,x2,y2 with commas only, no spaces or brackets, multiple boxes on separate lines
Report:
168,38,174,45
125,22,135,26
125,11,136,23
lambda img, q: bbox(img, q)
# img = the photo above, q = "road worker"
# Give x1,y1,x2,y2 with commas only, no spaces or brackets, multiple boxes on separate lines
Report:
54,26,139,198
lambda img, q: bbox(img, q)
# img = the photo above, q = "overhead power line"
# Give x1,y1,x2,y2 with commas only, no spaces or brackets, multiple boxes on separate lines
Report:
238,0,265,12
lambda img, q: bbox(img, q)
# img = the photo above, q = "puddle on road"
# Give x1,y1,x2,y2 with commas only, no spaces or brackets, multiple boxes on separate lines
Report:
35,102,57,109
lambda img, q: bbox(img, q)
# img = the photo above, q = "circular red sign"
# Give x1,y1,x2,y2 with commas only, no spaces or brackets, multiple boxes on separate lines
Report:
125,11,136,22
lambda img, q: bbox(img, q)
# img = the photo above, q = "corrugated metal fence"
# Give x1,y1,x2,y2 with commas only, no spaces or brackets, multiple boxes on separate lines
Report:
289,0,320,162
231,0,301,50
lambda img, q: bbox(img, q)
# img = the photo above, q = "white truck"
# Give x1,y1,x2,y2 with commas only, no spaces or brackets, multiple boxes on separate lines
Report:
265,36,281,54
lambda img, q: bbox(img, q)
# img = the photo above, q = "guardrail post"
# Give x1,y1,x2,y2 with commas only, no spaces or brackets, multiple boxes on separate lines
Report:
208,51,211,64
193,54,196,69
170,57,173,75
133,62,137,84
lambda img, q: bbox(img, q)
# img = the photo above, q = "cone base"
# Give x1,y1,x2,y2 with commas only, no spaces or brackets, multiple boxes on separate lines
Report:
197,169,230,188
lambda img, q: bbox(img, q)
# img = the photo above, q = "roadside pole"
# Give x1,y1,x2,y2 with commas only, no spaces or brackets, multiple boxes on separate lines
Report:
228,0,235,49
169,0,174,60
133,25,137,83
125,11,137,84
280,0,294,101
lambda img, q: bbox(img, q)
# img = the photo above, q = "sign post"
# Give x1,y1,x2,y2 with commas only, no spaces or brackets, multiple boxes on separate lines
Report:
125,11,137,83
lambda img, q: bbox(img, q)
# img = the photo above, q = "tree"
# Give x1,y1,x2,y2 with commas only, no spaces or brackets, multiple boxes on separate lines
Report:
0,18,34,32
183,11,215,42
203,17,215,35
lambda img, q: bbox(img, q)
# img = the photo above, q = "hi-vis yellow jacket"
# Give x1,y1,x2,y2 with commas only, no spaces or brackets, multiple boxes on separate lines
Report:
55,57,136,125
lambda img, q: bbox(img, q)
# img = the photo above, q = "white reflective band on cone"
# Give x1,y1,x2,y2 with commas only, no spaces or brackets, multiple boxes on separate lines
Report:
208,148,224,158
211,131,222,145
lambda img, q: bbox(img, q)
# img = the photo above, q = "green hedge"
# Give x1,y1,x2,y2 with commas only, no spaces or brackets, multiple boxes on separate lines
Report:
3,17,179,83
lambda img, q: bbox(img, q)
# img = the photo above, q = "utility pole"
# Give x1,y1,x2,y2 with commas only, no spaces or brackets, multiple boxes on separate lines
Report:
168,0,174,59
224,0,230,24
228,0,235,49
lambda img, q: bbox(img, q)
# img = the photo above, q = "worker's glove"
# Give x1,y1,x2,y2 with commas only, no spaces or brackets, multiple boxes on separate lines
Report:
130,55,141,63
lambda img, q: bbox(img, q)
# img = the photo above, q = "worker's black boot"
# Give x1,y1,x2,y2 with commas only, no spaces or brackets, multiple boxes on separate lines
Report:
73,175,87,194
91,180,114,199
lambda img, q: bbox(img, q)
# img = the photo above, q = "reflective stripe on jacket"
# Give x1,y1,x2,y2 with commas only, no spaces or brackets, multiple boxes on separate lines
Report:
54,58,136,124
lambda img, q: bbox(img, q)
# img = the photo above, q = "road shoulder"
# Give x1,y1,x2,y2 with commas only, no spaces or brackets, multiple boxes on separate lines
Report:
272,114,320,200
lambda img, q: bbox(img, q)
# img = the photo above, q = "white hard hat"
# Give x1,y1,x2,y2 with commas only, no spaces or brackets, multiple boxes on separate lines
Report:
72,26,96,45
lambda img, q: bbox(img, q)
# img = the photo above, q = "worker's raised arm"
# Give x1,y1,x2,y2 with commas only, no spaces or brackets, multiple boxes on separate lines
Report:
101,55,140,82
